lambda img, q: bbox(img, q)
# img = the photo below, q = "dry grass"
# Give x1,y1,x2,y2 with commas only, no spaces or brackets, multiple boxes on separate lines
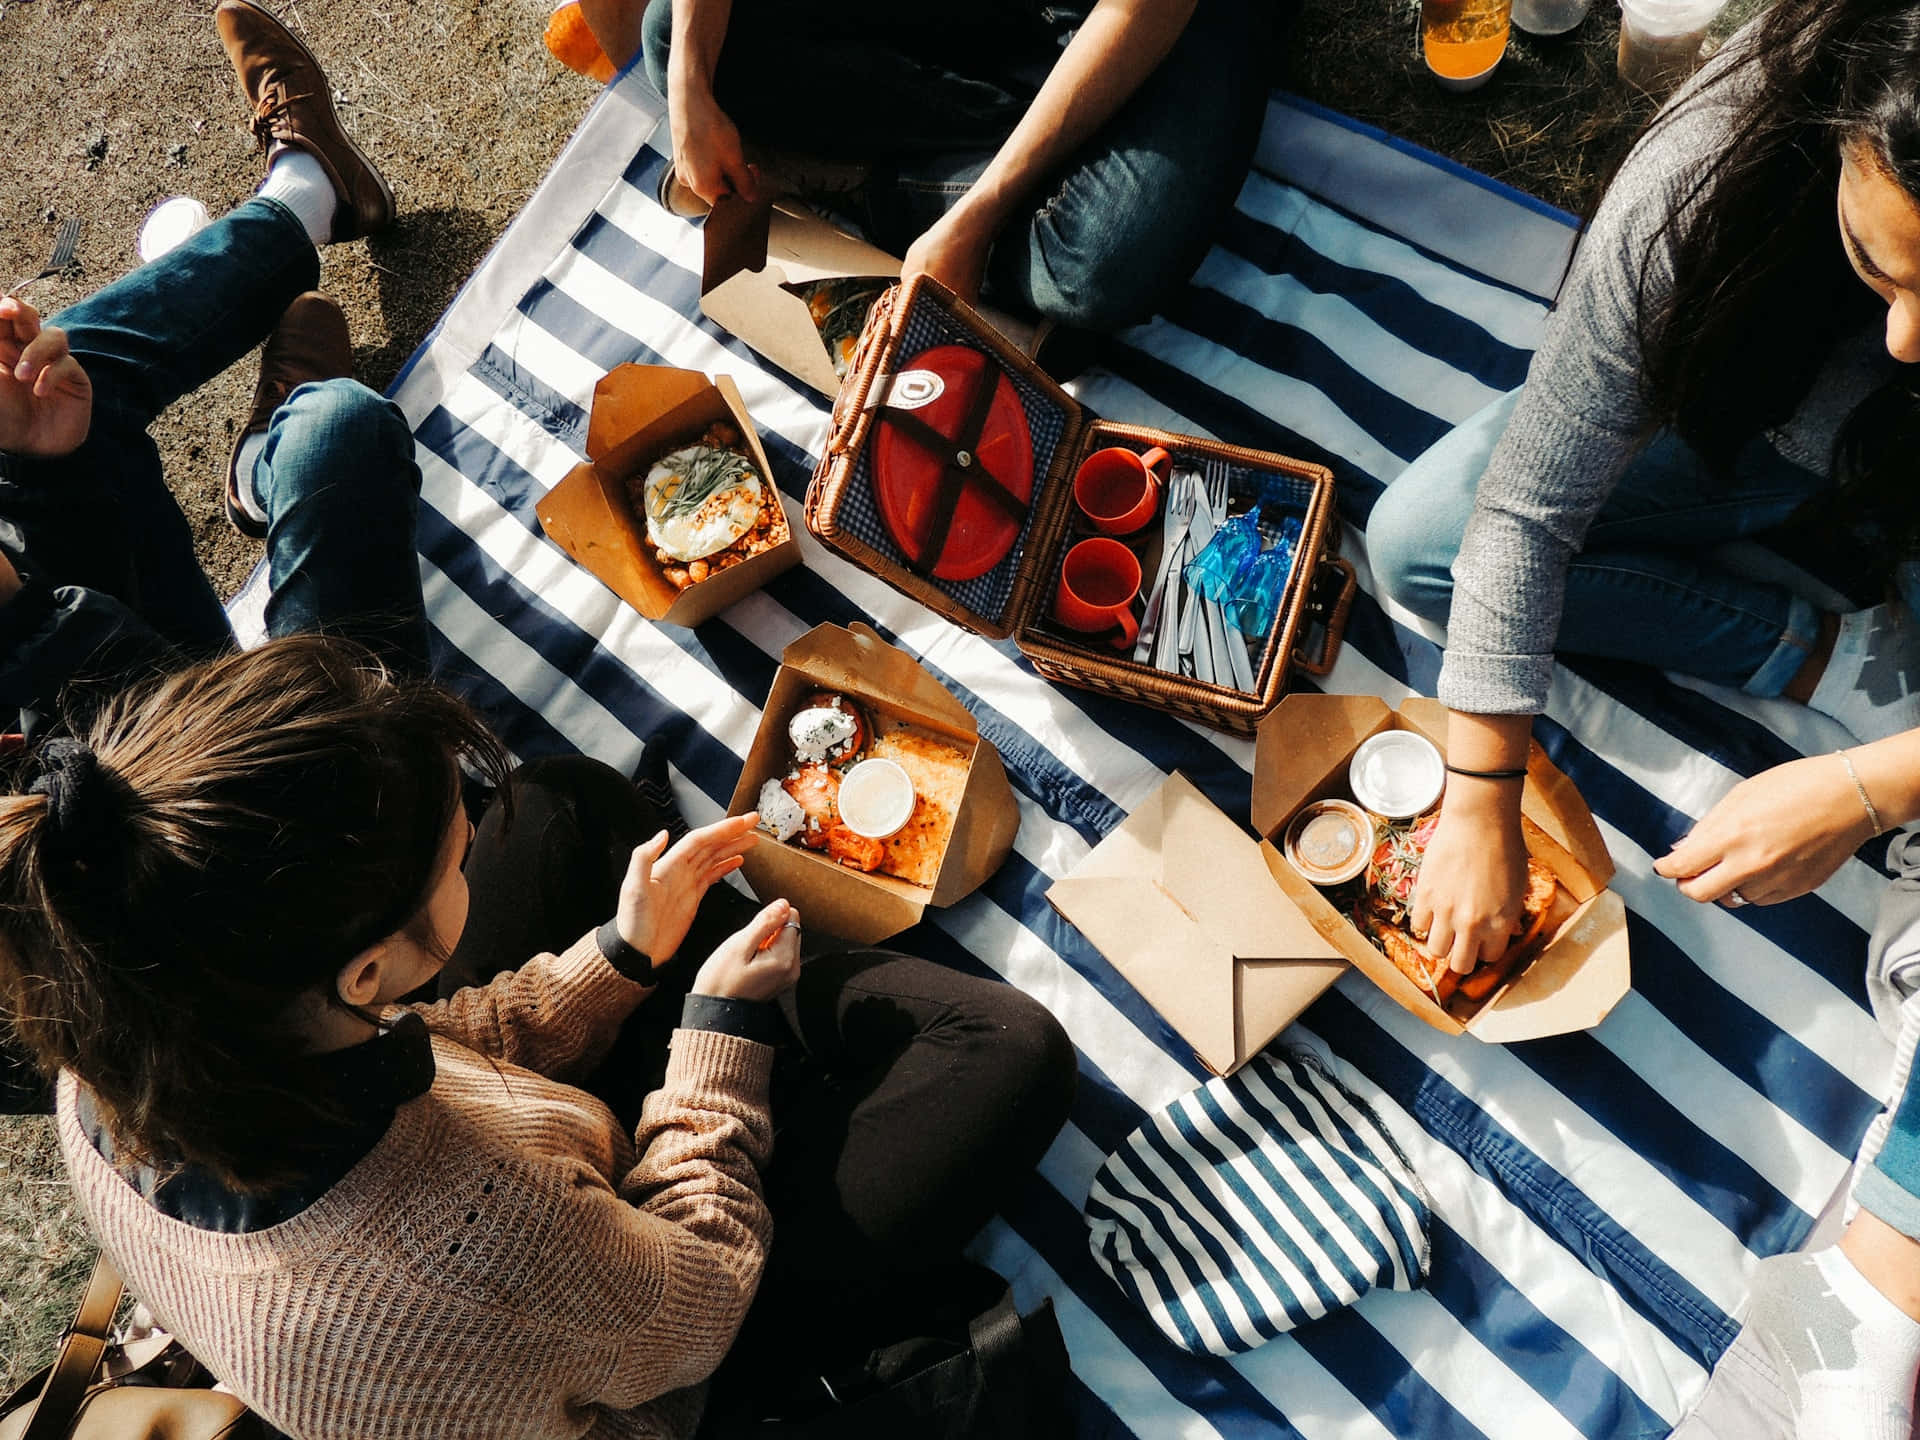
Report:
0,0,1773,1399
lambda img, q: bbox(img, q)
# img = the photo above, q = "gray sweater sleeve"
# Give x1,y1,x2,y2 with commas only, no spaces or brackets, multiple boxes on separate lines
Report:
1436,57,1748,715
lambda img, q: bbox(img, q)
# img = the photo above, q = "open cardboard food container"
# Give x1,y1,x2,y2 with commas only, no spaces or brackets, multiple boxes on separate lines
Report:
535,363,800,629
700,197,1038,395
1048,694,1631,1075
726,622,1020,945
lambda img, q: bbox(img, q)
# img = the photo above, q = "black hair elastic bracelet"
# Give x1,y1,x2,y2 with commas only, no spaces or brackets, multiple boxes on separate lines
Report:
1444,764,1528,781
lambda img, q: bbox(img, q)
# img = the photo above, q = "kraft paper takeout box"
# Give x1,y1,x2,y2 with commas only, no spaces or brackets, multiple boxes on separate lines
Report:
1047,694,1631,1074
700,196,903,397
535,363,800,629
726,622,1020,945
699,197,1037,395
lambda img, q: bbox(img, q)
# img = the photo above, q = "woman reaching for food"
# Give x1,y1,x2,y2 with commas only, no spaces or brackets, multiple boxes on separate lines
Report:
0,636,1074,1439
1368,1,1920,1433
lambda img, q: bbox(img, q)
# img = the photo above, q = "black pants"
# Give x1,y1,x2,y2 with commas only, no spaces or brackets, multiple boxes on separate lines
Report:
450,753,1077,1399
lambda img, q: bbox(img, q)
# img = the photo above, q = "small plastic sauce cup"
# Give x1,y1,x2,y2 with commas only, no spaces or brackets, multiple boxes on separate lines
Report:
1348,731,1446,821
837,758,917,840
1283,799,1376,886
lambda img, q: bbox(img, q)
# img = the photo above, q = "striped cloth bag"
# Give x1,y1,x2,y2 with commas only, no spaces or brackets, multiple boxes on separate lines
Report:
1085,1049,1431,1357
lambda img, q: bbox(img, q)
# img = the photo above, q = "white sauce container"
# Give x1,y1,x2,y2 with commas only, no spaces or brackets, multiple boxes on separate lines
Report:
1348,731,1446,820
837,758,917,840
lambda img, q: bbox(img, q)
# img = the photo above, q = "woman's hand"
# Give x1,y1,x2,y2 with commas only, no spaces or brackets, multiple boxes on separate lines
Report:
670,88,759,207
616,812,761,966
901,206,996,306
1410,791,1532,975
1654,753,1874,906
694,897,802,1003
0,297,92,458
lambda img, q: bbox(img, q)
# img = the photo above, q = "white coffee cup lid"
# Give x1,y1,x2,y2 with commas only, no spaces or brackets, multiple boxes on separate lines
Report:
1348,731,1446,820
138,197,212,264
837,758,917,840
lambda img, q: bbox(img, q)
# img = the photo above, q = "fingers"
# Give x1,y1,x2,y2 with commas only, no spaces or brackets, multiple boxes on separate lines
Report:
741,897,796,950
15,323,71,388
627,828,671,880
0,296,42,350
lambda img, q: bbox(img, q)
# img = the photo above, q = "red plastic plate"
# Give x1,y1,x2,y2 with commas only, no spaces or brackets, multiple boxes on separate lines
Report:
873,344,1034,583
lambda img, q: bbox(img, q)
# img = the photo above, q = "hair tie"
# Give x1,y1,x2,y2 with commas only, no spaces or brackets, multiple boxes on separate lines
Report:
28,737,122,866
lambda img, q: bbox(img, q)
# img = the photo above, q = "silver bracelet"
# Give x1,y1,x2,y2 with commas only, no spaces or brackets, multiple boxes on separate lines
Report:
1837,749,1886,836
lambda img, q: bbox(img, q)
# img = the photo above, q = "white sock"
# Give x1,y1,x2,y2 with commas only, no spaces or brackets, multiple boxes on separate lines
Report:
1807,604,1920,744
257,149,337,247
1747,1248,1920,1440
232,433,269,525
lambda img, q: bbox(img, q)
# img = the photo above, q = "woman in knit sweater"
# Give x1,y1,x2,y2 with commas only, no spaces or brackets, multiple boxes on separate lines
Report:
0,636,1075,1440
1367,2,1920,1434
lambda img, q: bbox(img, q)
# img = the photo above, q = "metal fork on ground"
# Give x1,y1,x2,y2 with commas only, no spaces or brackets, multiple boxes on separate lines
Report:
4,219,82,301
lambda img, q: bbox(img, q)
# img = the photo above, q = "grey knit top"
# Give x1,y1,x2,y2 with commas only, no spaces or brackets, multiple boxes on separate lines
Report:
1438,34,1896,715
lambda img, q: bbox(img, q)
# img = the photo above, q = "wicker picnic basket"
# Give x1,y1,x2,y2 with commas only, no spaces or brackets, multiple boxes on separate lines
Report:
805,275,1355,735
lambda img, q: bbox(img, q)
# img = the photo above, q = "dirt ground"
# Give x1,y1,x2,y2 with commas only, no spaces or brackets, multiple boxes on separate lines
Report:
0,0,1767,1395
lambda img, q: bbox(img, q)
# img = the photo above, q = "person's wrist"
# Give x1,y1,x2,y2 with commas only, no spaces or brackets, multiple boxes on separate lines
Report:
1442,775,1524,822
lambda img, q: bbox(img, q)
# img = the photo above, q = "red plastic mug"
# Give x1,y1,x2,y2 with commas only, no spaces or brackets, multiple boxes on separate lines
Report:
1073,446,1172,537
1053,537,1142,650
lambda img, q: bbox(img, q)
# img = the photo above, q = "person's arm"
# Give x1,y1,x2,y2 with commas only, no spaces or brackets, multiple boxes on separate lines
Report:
408,813,760,1078
656,0,761,206
1653,729,1920,905
899,0,1197,303
1412,713,1535,975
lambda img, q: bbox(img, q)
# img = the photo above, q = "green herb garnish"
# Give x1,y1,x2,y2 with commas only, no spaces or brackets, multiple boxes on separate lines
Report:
650,445,757,521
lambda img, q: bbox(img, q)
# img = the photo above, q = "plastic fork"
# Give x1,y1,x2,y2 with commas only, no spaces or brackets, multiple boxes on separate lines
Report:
1138,468,1197,667
4,219,81,300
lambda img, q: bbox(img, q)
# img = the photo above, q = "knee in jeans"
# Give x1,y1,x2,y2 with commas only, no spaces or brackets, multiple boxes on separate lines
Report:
1364,482,1456,624
280,377,407,452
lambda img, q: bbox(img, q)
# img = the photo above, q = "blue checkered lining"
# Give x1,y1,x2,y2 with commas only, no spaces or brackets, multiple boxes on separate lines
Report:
839,296,1070,626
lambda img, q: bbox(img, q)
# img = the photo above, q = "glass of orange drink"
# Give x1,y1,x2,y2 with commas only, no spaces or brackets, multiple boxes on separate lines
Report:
1420,0,1512,91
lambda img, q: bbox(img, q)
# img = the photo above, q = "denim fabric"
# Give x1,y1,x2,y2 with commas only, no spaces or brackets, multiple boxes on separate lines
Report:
1367,388,1830,695
0,196,428,732
640,0,1276,332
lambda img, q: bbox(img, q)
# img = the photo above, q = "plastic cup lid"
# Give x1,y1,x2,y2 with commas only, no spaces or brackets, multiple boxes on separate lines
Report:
837,758,917,839
138,197,212,264
1348,731,1446,820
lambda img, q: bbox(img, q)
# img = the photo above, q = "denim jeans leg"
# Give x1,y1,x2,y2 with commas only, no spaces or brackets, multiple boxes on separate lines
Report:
982,0,1274,331
1366,388,1829,692
1856,1075,1920,1240
0,196,320,658
55,197,319,428
255,378,430,673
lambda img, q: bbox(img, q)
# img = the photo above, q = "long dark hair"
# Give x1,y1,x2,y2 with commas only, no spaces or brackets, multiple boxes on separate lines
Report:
0,635,511,1190
1635,0,1920,562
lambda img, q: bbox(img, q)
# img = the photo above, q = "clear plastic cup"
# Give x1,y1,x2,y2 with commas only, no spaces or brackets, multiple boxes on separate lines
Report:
1513,0,1593,36
1617,0,1726,93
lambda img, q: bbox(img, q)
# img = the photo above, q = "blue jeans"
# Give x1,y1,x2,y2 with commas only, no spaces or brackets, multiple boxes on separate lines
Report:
1366,389,1830,695
0,196,428,734
639,0,1276,332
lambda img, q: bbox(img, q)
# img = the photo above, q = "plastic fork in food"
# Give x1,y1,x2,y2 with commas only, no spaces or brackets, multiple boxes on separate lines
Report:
4,219,81,300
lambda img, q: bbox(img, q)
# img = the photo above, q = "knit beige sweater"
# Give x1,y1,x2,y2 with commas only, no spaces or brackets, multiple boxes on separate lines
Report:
57,932,775,1440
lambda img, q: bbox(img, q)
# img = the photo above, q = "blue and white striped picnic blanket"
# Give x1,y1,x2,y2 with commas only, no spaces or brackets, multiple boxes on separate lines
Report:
369,68,1900,1438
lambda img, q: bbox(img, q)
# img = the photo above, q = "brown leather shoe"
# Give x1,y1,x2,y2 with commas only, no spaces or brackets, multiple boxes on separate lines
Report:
226,292,353,539
214,0,395,242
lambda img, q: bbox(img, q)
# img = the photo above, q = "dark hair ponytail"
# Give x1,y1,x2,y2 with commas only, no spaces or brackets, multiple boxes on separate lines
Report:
1633,0,1920,563
0,635,511,1190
